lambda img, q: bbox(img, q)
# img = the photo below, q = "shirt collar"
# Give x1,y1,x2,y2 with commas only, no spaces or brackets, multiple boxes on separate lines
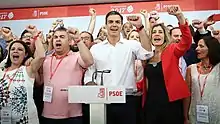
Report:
103,38,124,45
49,50,73,59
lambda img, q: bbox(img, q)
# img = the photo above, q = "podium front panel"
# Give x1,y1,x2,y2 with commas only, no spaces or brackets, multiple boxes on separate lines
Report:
68,86,107,104
107,87,126,103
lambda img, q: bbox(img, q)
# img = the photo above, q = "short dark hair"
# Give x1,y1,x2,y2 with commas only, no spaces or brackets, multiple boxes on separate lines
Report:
149,17,156,21
20,30,30,39
170,27,180,36
5,40,33,68
54,26,68,32
167,24,173,28
54,27,70,40
202,36,220,66
105,11,123,25
80,31,94,42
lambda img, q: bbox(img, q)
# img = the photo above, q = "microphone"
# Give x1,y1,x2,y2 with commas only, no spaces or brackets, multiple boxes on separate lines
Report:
86,69,111,85
96,70,111,86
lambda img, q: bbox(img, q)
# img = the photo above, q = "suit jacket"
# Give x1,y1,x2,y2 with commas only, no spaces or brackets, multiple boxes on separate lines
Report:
139,23,192,107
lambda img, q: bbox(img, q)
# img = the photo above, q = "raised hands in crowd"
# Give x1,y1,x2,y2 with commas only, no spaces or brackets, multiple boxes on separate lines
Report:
0,5,219,124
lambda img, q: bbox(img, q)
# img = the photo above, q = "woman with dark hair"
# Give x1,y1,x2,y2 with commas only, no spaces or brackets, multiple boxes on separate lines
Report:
4,41,33,68
185,36,220,124
0,34,45,124
143,5,192,124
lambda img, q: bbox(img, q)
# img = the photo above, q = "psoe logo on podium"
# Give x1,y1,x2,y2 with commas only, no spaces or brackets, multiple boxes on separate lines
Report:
107,87,126,103
97,88,106,98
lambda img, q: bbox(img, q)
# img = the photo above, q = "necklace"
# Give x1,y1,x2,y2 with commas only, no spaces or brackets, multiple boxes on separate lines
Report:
197,62,212,74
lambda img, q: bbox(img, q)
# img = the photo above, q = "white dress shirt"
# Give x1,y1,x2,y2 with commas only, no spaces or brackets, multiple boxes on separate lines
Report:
179,56,187,79
84,38,153,89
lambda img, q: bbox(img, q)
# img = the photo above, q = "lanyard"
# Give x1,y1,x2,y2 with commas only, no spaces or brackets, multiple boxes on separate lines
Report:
1,68,19,103
197,65,212,100
197,74,209,99
49,53,68,82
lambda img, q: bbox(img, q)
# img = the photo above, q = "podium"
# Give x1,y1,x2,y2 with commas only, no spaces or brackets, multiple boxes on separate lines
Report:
68,86,126,124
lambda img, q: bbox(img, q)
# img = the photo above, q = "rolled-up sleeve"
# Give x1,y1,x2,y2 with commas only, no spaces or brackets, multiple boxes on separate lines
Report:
77,52,88,68
132,40,154,60
83,46,97,84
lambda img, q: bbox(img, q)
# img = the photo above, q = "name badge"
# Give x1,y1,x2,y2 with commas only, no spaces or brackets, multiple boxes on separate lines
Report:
43,86,53,103
196,105,209,123
1,107,12,124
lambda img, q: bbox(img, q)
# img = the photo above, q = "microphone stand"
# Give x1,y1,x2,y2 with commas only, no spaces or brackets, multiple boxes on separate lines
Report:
91,69,98,83
96,70,111,86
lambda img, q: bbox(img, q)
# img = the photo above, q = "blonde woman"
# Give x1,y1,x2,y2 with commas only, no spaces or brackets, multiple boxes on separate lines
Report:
143,5,192,124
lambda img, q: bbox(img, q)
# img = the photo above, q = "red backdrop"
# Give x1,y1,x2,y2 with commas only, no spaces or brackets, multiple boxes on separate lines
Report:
0,0,219,21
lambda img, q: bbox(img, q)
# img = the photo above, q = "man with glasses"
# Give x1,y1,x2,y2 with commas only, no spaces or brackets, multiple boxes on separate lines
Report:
71,31,94,52
80,31,94,49
20,30,35,53
78,31,94,124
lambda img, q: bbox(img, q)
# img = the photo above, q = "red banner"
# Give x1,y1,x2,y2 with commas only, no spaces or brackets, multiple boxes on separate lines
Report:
0,0,218,21
219,0,220,9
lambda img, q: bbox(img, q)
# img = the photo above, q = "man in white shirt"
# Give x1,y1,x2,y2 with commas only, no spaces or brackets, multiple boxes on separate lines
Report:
84,11,153,124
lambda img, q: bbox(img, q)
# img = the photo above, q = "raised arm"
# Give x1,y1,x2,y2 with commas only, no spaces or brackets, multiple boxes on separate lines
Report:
192,19,212,44
127,15,152,52
87,8,96,34
68,27,94,67
140,10,150,36
83,46,98,85
30,32,46,76
26,25,46,78
167,5,192,57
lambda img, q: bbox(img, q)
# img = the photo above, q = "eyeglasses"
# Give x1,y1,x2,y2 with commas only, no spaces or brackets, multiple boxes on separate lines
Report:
22,35,33,39
81,37,90,41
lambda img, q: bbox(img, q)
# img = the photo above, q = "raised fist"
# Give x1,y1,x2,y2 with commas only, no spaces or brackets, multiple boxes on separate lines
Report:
150,10,159,20
127,15,143,28
140,9,148,17
1,27,13,40
89,8,96,16
167,5,182,16
26,25,38,36
67,27,81,43
56,19,64,27
192,19,204,29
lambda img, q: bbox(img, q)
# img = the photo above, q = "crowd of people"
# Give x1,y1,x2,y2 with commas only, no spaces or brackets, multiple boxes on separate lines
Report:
0,4,220,124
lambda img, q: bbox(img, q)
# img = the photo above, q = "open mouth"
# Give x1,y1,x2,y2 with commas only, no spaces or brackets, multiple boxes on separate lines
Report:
126,30,130,33
196,53,201,58
154,38,161,42
55,43,62,47
110,28,118,32
12,55,20,61
175,39,181,42
25,42,31,46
